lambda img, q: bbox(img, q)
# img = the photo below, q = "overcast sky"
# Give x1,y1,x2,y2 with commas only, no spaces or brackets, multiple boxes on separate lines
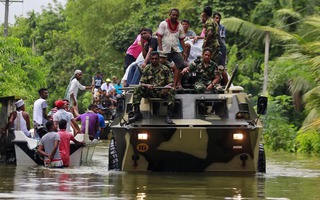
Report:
0,0,66,24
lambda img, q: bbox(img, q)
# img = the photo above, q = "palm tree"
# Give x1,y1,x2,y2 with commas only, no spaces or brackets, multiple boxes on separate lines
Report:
223,14,320,131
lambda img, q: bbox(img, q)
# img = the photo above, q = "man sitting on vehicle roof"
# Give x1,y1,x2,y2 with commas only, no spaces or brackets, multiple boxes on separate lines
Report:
129,51,175,124
181,47,222,93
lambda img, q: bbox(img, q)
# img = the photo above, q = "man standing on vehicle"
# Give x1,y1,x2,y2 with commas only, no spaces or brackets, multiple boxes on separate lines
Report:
156,8,187,90
202,6,220,62
129,51,175,124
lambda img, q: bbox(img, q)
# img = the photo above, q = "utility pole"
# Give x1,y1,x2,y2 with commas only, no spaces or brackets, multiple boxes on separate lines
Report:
262,31,270,95
1,0,23,37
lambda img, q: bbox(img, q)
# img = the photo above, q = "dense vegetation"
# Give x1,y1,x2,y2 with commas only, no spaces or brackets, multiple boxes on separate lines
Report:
1,0,320,154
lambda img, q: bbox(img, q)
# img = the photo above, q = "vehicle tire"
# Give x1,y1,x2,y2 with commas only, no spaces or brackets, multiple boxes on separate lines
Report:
108,136,120,170
258,143,266,173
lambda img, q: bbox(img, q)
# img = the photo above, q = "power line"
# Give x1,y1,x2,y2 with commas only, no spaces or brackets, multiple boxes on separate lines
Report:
0,0,23,37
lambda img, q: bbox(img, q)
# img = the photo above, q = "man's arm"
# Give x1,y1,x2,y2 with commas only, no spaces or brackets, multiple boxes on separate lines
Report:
37,144,49,158
49,140,60,160
24,112,31,131
42,107,49,121
157,36,163,51
179,38,187,61
91,77,95,93
141,41,147,58
71,118,81,135
206,74,221,91
142,46,154,68
1,112,16,133
72,137,85,145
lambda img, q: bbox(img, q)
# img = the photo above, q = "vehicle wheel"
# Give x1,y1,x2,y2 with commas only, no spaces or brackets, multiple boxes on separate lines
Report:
108,136,120,170
258,144,266,173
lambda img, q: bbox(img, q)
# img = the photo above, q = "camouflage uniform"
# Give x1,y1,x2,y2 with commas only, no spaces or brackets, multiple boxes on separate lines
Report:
133,63,175,105
188,59,220,93
203,17,220,61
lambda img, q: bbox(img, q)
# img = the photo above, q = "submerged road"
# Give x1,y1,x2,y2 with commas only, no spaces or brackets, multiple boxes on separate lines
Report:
0,141,320,199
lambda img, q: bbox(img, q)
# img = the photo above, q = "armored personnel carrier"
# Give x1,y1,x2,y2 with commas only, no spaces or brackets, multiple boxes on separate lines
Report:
109,66,267,173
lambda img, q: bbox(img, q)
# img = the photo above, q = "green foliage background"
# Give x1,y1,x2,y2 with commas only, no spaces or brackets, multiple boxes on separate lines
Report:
1,0,320,154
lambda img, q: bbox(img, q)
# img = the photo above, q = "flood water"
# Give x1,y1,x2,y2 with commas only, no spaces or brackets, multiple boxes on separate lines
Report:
1,141,320,200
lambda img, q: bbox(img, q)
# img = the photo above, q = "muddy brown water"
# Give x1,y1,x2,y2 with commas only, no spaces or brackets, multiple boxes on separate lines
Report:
1,141,320,200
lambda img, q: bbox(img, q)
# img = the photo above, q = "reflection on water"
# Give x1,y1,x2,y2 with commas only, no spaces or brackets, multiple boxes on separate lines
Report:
0,142,320,199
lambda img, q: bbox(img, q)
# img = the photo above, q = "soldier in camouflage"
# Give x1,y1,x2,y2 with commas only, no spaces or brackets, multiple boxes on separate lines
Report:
181,48,222,93
129,51,175,124
201,6,229,86
202,6,220,63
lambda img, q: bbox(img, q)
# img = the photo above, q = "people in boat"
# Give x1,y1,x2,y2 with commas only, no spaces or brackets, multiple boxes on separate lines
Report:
181,47,222,93
57,119,84,167
1,99,31,137
33,88,50,139
124,34,143,72
53,100,81,135
75,104,99,141
37,121,63,168
65,69,93,117
129,51,175,124
156,8,187,90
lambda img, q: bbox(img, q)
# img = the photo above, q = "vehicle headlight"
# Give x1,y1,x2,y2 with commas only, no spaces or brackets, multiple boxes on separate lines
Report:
233,133,243,140
138,133,148,140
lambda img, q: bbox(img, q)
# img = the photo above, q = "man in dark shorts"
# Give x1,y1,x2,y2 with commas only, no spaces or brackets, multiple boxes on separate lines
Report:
156,8,187,90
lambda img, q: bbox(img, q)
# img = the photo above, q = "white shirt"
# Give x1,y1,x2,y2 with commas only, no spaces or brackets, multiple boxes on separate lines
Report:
101,83,115,94
156,20,185,53
33,98,48,125
14,111,30,137
69,78,86,101
53,109,74,133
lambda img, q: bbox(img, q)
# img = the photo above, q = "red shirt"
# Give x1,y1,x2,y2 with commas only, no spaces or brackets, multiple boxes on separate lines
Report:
58,129,75,167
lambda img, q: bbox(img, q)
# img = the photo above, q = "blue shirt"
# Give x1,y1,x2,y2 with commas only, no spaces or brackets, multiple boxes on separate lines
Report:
98,113,106,128
114,83,123,95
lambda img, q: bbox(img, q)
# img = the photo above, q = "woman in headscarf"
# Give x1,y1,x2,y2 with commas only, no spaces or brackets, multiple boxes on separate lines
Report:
65,69,93,117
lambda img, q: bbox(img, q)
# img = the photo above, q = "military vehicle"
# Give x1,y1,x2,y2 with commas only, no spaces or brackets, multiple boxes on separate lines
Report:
109,66,268,173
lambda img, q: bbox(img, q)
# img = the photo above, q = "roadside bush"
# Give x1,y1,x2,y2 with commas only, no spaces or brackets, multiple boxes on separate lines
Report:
295,129,320,155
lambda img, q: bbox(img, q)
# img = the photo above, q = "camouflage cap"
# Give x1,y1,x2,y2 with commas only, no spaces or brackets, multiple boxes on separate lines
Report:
158,51,167,58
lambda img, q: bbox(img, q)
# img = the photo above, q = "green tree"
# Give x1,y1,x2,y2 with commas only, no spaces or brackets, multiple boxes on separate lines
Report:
0,37,46,114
